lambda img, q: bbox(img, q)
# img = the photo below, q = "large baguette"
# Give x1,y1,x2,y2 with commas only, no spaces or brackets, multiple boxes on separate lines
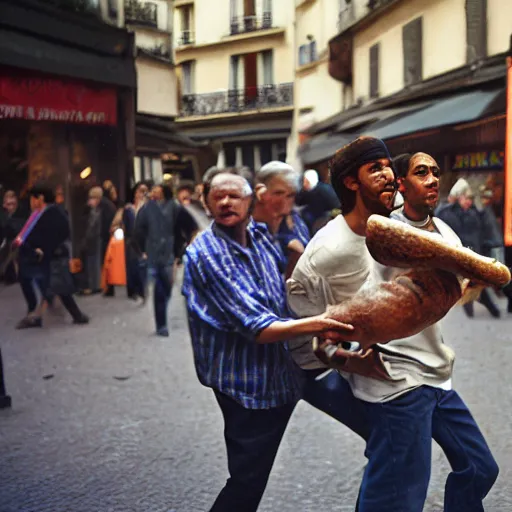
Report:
324,269,461,350
366,215,511,288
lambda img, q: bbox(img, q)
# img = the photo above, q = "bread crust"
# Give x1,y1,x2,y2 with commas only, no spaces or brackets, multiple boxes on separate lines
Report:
325,269,462,350
365,215,511,287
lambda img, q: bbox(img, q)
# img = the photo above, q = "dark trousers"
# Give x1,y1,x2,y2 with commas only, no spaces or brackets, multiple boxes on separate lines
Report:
151,264,173,331
19,273,48,314
59,294,84,321
210,390,296,512
302,369,370,440
357,386,498,512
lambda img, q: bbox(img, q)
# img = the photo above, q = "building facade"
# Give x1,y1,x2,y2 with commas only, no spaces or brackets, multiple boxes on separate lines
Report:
296,0,512,215
104,0,203,186
173,0,295,173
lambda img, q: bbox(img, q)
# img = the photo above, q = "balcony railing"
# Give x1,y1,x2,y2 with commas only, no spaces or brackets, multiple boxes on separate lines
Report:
125,0,158,28
230,13,273,35
142,44,171,60
180,83,293,117
337,5,356,33
177,30,195,46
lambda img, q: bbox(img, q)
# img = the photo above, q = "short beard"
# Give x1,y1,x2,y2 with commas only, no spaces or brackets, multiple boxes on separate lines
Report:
360,188,394,218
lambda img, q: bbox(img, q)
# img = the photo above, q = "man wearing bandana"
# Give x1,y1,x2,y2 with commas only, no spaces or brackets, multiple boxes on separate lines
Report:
287,138,498,511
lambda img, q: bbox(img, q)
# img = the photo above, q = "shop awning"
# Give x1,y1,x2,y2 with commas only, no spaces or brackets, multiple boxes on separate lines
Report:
298,132,355,165
363,88,503,141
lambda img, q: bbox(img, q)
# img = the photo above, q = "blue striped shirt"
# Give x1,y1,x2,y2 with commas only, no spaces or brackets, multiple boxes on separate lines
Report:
276,210,311,256
182,220,303,409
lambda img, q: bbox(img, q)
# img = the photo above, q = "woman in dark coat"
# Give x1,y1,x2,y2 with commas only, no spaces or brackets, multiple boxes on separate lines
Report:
15,183,89,329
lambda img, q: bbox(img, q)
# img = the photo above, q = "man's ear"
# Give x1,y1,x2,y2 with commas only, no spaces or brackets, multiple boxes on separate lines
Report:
255,183,267,202
397,178,406,193
343,176,359,192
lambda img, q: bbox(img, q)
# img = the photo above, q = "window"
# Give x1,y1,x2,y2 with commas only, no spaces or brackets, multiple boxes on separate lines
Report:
229,55,240,90
369,43,379,98
261,50,273,85
181,61,194,95
298,40,318,67
402,17,422,87
309,41,317,62
466,0,487,62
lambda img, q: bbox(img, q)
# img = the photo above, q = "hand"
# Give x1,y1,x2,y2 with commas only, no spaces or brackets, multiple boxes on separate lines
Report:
313,339,392,380
35,248,44,260
287,238,305,254
306,313,353,337
142,252,148,260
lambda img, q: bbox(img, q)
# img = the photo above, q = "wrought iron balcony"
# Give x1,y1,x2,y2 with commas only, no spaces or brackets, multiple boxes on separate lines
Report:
230,13,273,35
180,83,293,117
177,30,195,46
125,0,158,28
141,44,171,60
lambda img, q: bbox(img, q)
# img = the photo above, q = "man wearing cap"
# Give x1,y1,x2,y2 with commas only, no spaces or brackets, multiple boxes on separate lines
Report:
287,138,496,511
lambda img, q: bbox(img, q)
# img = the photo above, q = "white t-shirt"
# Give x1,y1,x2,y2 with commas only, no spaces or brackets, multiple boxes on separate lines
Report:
286,214,461,403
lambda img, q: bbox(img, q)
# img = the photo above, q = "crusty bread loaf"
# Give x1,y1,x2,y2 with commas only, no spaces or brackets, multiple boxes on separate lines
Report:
324,269,462,350
366,215,511,288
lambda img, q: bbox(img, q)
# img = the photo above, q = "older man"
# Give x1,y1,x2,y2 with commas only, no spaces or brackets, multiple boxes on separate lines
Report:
287,139,498,511
182,168,351,512
252,161,309,277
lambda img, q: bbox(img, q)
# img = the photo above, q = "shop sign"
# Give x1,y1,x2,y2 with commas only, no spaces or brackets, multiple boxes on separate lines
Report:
0,75,117,125
452,150,504,171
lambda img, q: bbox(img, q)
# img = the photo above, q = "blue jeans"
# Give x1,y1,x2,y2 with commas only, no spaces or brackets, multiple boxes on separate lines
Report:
19,267,49,314
358,386,498,512
149,264,173,331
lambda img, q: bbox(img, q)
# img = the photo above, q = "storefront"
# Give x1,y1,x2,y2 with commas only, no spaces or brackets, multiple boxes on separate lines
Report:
0,0,136,253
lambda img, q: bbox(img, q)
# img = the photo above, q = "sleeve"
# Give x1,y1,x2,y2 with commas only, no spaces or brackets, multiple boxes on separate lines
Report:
183,248,284,339
286,251,328,318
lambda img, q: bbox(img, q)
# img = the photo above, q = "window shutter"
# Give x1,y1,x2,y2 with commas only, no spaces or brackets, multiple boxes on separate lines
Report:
466,0,487,62
369,43,379,98
402,17,423,87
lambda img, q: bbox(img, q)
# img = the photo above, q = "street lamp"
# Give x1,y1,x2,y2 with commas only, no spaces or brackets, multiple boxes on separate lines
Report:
0,347,12,409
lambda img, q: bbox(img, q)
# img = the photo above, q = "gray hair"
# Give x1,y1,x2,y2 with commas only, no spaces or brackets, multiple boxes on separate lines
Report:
256,161,300,190
449,178,471,199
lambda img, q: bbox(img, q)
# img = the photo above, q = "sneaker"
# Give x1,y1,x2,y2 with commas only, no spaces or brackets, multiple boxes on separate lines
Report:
73,314,90,325
16,316,42,329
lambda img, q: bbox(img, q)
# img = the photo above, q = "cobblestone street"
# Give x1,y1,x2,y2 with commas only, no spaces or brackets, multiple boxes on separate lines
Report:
1,277,512,512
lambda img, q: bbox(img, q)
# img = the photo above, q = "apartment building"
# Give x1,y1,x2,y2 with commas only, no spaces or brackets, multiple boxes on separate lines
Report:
308,0,512,207
173,0,295,171
288,0,346,172
105,0,202,184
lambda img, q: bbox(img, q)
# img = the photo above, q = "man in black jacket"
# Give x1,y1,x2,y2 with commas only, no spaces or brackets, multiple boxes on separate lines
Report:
135,183,196,336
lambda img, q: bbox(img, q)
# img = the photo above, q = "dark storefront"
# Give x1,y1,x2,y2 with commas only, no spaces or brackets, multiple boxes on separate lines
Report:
0,0,136,252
